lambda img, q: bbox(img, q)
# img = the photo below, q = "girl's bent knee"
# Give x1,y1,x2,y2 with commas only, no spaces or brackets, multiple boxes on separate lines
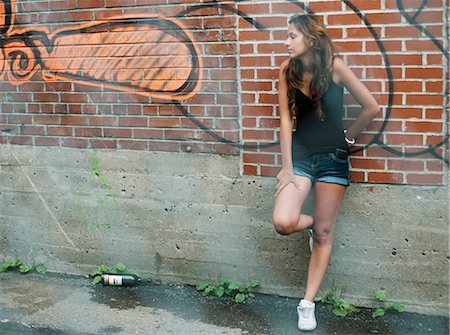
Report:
272,218,295,235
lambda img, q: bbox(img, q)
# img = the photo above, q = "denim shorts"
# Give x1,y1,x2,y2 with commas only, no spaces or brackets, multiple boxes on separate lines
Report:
292,149,350,186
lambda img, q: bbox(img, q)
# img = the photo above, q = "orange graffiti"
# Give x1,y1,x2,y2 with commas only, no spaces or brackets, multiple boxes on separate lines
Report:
0,1,202,101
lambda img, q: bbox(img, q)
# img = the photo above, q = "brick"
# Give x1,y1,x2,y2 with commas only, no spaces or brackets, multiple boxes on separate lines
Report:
204,17,236,29
50,1,77,10
333,41,363,52
68,104,82,114
104,128,132,138
243,153,275,165
239,31,271,42
119,117,148,127
406,68,442,79
259,94,278,104
164,129,196,141
406,94,442,106
243,106,274,117
425,82,443,93
260,165,279,177
21,125,46,136
365,12,402,24
427,161,444,172
77,0,105,9
48,126,74,136
406,174,443,185
237,3,270,15
406,40,441,51
34,115,61,125
62,138,89,148
217,94,238,105
328,14,362,25
75,127,103,137
34,137,60,147
365,40,402,52
8,136,33,145
89,116,117,126
347,27,382,38
243,164,257,175
207,43,237,55
350,171,365,182
386,134,423,146
133,129,164,139
256,69,278,80
259,118,280,128
271,2,305,14
243,130,274,140
119,140,148,150
243,118,257,128
33,93,59,102
60,116,87,126
344,0,380,10
151,118,180,128
387,159,425,171
425,109,443,120
350,158,386,170
240,56,271,67
89,139,118,149
368,172,404,184
310,0,342,11
385,26,422,38
385,0,442,8
405,121,442,133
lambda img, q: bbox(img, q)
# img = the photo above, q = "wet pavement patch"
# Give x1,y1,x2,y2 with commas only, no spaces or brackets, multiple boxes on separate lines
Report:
1,272,449,335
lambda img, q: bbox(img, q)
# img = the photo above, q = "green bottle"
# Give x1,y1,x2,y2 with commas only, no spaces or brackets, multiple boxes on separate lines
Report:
101,274,141,286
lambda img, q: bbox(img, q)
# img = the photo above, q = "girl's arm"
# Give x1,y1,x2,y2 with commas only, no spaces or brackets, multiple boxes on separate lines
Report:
275,59,301,196
333,57,380,141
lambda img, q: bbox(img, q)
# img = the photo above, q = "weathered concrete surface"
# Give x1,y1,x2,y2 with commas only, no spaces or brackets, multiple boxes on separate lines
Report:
0,272,448,335
0,145,448,316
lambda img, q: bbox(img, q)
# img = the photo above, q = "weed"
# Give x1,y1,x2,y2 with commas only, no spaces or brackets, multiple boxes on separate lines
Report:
315,287,360,317
372,290,405,318
0,258,47,274
90,262,141,285
196,278,259,303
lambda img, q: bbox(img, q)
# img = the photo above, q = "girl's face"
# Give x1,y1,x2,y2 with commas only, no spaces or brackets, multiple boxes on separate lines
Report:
284,23,312,58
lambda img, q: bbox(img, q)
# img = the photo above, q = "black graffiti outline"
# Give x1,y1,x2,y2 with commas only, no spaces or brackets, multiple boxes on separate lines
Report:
176,0,447,161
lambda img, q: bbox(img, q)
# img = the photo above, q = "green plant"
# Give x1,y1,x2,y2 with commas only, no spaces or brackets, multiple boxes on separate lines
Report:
0,258,47,274
90,262,141,285
371,290,405,318
315,287,360,317
196,278,259,303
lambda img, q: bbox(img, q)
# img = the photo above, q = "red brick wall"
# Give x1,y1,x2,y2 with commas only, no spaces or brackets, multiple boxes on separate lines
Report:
239,0,447,185
0,0,447,185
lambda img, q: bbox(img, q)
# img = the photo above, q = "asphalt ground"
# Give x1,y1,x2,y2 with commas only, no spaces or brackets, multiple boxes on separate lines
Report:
0,272,448,335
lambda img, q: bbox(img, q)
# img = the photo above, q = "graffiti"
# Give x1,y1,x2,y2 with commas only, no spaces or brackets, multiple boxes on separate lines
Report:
76,151,121,231
0,1,202,100
176,0,447,160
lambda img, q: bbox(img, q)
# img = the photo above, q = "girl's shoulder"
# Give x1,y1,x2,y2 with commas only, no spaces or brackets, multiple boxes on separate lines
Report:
331,57,349,86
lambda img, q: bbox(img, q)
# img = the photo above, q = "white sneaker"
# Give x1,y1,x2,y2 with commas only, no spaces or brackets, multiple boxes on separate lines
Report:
297,299,317,331
308,229,314,252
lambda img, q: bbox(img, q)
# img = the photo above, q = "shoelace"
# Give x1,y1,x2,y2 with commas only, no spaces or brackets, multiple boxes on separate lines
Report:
298,305,314,319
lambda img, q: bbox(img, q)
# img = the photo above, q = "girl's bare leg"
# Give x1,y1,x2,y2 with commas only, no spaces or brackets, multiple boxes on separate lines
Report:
304,182,346,302
272,176,314,235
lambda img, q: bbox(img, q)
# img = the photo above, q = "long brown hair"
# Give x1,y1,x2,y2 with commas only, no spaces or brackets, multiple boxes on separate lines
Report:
285,13,335,120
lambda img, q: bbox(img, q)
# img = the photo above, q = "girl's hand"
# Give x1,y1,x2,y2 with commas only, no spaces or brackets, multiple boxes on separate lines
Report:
275,167,301,196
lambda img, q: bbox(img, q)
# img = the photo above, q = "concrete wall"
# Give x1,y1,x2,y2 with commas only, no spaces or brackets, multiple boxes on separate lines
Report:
1,145,448,316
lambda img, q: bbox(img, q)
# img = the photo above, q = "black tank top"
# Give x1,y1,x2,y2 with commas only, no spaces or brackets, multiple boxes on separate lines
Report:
292,80,348,159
